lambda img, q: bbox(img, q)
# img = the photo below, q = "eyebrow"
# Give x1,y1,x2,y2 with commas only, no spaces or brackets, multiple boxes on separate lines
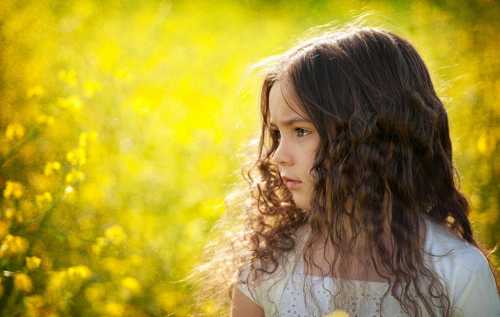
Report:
269,117,311,127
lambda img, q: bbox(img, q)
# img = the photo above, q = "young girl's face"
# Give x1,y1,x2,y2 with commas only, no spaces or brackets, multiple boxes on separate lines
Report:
268,82,320,210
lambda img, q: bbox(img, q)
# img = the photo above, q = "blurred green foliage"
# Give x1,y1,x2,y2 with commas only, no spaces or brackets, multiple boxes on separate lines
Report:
0,0,498,316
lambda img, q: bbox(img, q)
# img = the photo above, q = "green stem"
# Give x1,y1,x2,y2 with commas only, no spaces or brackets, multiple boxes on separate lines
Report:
0,277,17,317
0,127,41,168
26,190,65,256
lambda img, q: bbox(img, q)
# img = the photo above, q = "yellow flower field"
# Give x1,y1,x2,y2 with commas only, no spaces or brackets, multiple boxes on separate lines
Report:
0,0,499,316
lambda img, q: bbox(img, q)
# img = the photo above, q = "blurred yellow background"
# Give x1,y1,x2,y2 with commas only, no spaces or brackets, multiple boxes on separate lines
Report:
0,0,499,316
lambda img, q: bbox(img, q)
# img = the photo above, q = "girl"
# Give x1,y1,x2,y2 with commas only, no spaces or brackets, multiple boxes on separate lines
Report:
213,26,500,317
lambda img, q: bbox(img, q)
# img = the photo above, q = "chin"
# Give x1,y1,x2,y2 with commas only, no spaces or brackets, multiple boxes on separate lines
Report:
293,198,311,211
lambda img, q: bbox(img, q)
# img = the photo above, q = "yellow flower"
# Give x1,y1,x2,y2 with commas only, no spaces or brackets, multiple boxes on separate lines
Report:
36,192,53,208
96,237,107,247
477,133,490,154
3,181,24,199
201,302,215,314
114,68,133,82
58,69,77,86
24,295,46,316
48,270,67,289
323,310,351,317
36,114,55,125
26,85,45,98
83,80,102,97
91,243,102,255
105,302,125,316
89,131,98,141
85,283,106,302
65,169,85,183
102,257,121,273
26,256,42,271
66,148,87,166
0,221,8,237
79,132,88,147
155,291,181,311
58,95,82,110
67,265,92,280
44,161,61,176
5,123,25,140
0,234,29,257
79,131,99,147
105,225,126,244
127,254,143,266
14,273,33,292
132,96,151,115
121,277,141,294
4,208,14,220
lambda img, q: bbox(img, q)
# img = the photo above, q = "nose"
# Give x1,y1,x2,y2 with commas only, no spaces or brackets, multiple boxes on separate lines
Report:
273,140,293,166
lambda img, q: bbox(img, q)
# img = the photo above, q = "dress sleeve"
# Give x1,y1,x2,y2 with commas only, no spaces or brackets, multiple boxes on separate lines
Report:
236,283,261,306
236,262,262,307
424,217,500,316
234,226,310,316
235,251,297,316
450,247,500,317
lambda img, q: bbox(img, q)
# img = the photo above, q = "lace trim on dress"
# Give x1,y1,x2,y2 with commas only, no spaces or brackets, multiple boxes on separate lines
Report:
278,259,407,317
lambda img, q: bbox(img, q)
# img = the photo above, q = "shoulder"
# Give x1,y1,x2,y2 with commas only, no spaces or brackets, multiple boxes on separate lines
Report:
237,225,309,314
424,217,489,277
424,216,484,265
423,217,500,315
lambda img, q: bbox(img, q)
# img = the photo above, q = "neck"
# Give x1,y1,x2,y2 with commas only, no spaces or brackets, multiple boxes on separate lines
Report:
306,192,426,282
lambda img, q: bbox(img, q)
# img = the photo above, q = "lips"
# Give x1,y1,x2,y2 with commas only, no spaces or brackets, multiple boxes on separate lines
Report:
281,176,302,189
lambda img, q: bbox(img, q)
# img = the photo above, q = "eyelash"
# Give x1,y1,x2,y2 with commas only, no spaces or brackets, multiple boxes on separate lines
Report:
295,128,311,137
271,129,281,139
271,128,311,139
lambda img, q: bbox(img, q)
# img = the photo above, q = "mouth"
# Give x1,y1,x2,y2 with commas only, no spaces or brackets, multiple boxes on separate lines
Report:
281,176,302,189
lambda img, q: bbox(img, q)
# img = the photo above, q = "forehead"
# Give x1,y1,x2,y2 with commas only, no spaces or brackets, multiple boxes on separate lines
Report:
268,82,307,124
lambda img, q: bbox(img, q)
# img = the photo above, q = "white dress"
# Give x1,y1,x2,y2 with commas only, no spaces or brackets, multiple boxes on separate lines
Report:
238,217,500,316
277,264,408,316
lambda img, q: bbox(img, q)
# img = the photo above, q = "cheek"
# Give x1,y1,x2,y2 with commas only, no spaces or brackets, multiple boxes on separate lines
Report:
304,144,318,177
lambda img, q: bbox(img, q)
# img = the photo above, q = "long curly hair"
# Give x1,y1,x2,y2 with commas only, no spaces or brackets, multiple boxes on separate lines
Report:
223,27,500,317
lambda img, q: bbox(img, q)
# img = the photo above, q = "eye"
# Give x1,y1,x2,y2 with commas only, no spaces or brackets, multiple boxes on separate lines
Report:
271,128,281,140
295,128,311,137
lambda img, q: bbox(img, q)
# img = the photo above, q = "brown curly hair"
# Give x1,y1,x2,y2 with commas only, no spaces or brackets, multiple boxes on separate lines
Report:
227,27,500,317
